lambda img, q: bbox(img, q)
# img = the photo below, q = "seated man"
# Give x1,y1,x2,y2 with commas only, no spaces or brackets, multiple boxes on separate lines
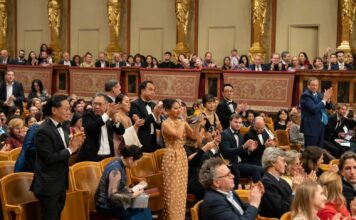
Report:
259,147,300,218
243,116,276,166
95,145,152,219
339,151,356,211
220,113,264,182
249,54,268,71
199,157,263,220
95,52,110,68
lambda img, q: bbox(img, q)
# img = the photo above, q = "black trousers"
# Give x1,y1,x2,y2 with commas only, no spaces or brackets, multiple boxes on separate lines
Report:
35,191,66,220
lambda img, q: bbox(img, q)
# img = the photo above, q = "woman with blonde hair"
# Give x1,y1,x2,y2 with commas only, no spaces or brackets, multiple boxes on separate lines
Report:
317,171,356,220
291,180,326,220
1,118,25,151
282,150,305,187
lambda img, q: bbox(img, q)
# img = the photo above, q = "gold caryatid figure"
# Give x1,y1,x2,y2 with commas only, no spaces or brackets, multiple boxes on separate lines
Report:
338,0,356,52
249,0,267,62
174,0,190,58
106,0,121,52
48,0,61,51
0,0,7,48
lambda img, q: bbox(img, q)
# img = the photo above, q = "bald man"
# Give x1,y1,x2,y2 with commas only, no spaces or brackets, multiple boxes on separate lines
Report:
58,52,75,66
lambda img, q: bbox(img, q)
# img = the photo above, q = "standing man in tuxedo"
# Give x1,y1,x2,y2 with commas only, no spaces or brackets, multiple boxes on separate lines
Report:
30,95,85,220
216,84,247,130
300,77,333,148
105,79,121,103
0,70,24,115
77,93,125,162
220,114,264,183
129,81,162,152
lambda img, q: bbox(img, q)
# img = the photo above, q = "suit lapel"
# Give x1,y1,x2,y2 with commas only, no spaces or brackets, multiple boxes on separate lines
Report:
48,119,66,149
138,99,149,117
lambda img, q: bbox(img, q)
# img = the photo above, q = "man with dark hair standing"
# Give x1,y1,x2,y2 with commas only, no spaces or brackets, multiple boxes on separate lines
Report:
0,70,24,115
129,81,162,152
30,95,85,220
300,77,333,148
158,51,176,68
216,84,247,130
104,79,121,103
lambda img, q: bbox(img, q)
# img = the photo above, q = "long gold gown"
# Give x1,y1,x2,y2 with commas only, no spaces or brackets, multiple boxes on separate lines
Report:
161,119,188,220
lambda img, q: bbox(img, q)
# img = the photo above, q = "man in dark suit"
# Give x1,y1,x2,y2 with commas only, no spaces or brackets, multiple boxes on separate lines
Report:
267,53,287,71
58,52,75,66
243,116,276,166
300,77,333,148
220,113,264,182
339,151,356,211
216,84,247,130
260,147,296,218
158,51,176,68
249,54,269,71
104,79,121,103
331,51,353,70
0,49,13,64
13,49,27,65
129,81,162,152
95,52,110,68
77,93,125,162
110,52,126,68
0,70,24,115
199,157,263,220
30,95,84,220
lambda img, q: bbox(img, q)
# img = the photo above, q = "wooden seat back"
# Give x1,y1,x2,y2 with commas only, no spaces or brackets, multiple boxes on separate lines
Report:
190,200,203,220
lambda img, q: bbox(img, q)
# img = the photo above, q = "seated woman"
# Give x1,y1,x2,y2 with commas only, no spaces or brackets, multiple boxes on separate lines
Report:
80,52,95,68
274,108,289,131
95,145,152,220
281,150,304,188
289,112,304,147
317,171,356,220
221,56,231,70
291,180,327,220
236,55,250,70
25,115,37,128
243,109,255,127
301,146,324,177
28,79,49,103
185,125,220,200
1,118,25,151
313,57,326,70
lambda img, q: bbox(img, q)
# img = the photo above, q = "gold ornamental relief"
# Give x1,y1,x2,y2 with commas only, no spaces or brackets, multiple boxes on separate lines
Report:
252,0,267,36
176,0,190,37
48,0,60,36
108,0,121,38
341,0,356,33
0,0,7,47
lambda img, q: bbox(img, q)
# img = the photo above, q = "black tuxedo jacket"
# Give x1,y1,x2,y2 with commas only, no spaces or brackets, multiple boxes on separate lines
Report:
58,60,76,66
243,128,270,166
200,188,259,220
260,172,293,218
95,60,110,68
129,98,161,152
76,110,125,162
30,119,70,196
220,128,246,164
0,80,24,111
216,100,237,130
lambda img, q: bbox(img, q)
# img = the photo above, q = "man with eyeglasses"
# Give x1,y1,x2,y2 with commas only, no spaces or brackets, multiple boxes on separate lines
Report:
76,93,125,162
243,116,276,166
199,157,264,220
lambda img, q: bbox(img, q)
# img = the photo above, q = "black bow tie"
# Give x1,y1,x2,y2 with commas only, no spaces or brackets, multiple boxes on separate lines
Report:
226,101,233,105
144,101,151,106
56,123,62,128
233,131,239,136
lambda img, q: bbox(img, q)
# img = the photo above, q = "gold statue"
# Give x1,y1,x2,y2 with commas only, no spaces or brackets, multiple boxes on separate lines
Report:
0,0,7,48
249,0,267,62
106,0,121,54
48,0,60,36
173,0,190,59
338,0,356,52
252,0,267,37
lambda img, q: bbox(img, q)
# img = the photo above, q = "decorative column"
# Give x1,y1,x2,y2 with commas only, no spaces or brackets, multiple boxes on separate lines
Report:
337,0,356,53
106,0,121,60
0,0,7,49
48,0,62,62
173,0,191,60
249,0,267,62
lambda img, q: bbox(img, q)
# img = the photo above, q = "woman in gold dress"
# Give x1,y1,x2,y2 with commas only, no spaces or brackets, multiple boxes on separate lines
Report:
161,98,203,220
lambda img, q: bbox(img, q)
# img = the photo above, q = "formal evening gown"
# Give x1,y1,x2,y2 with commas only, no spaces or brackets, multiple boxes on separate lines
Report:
161,119,188,220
